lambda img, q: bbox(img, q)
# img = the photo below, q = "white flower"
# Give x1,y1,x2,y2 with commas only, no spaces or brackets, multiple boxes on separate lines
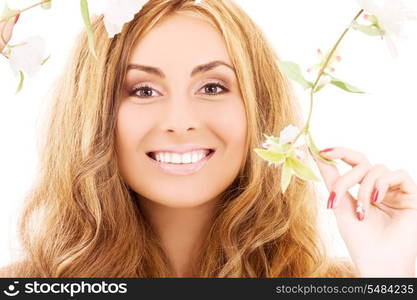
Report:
261,125,307,164
90,0,203,38
356,0,417,57
307,48,342,74
92,0,148,38
279,124,306,147
280,124,307,160
8,35,46,76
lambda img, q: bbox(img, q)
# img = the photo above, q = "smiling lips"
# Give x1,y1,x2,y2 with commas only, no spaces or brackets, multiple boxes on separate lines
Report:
149,149,212,164
147,149,215,175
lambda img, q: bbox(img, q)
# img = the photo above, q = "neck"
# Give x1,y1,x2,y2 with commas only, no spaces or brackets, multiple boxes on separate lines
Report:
137,196,219,277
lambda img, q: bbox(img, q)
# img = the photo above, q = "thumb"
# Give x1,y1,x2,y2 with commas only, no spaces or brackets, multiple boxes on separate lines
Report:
310,148,356,215
309,147,340,191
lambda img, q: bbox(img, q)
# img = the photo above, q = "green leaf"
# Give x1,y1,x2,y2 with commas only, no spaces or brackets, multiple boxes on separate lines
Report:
277,60,313,90
306,133,337,166
41,0,52,10
0,2,18,22
262,133,280,144
15,70,24,94
351,21,384,36
367,15,379,24
286,156,320,182
330,79,365,94
80,0,97,60
41,54,51,65
281,162,292,194
269,144,286,153
254,148,286,164
313,84,326,93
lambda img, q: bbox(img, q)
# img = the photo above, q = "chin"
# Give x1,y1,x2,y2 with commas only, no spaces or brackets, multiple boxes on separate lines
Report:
136,188,218,209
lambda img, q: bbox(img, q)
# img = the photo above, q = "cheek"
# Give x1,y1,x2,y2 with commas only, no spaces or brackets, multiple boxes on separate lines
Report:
115,103,150,175
210,100,247,154
117,105,142,147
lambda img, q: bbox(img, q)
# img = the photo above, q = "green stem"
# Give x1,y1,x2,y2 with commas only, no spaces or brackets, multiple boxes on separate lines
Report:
16,0,49,14
292,8,364,143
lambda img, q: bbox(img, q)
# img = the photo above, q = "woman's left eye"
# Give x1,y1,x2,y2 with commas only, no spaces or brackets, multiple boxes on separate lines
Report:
198,82,229,96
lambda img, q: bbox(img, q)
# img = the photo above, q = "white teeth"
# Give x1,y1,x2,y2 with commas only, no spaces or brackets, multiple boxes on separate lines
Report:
191,152,200,163
181,152,192,163
172,153,181,164
152,150,211,164
164,153,171,162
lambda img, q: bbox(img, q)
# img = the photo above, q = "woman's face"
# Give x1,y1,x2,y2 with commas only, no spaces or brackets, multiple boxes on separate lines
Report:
116,12,247,208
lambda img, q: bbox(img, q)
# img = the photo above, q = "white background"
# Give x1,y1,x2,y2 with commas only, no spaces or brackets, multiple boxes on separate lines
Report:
1,0,416,273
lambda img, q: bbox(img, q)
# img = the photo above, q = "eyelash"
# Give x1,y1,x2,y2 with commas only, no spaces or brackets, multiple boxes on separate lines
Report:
130,81,229,99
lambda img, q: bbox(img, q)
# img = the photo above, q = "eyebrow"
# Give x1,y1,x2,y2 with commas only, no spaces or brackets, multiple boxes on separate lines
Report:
126,60,235,78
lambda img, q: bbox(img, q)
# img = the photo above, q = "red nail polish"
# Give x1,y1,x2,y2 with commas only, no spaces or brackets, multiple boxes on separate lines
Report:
327,191,336,209
356,202,365,221
372,188,379,203
320,148,334,153
14,13,20,24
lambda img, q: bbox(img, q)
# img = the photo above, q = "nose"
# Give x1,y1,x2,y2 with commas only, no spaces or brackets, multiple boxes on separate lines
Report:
161,97,199,133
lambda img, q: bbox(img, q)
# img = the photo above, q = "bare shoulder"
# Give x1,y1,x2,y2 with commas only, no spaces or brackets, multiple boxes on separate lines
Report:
0,261,26,277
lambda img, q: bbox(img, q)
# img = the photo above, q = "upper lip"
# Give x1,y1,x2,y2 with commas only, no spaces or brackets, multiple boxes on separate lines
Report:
147,144,215,155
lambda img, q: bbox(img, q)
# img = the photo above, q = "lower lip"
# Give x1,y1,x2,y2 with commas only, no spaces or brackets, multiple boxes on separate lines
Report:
147,151,215,175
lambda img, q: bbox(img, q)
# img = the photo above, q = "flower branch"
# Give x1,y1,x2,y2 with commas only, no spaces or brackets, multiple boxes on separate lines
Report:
292,9,364,144
255,0,416,194
0,0,51,93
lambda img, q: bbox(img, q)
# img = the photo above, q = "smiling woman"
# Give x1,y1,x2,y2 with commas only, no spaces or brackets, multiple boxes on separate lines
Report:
0,0,357,277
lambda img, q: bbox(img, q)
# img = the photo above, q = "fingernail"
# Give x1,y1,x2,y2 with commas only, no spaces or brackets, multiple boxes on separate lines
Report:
14,13,20,24
320,148,334,153
371,188,379,203
327,191,336,209
356,202,365,221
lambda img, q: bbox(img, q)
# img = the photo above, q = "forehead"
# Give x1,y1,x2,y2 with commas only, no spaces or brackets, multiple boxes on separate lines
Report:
128,12,232,69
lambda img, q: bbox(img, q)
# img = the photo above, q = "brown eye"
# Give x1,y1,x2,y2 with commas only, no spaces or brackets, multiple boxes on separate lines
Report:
200,82,229,96
130,84,160,99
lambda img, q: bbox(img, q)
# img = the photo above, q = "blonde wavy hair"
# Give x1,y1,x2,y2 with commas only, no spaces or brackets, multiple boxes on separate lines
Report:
2,0,358,277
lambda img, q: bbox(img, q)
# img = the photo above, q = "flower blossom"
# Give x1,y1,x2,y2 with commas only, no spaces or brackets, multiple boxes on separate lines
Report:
97,0,202,38
8,35,46,76
307,48,342,74
91,0,203,38
91,0,148,38
356,0,417,57
255,124,319,193
261,124,307,166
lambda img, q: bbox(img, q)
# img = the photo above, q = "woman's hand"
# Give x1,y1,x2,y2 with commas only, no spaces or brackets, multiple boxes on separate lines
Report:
0,14,19,55
312,147,417,277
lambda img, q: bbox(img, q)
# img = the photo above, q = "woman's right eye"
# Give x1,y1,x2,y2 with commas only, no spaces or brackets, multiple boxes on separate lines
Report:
130,84,161,99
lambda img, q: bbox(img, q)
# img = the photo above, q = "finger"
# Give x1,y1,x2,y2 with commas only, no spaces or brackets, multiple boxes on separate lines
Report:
374,169,417,207
319,146,372,167
312,149,340,192
331,164,370,208
314,147,374,218
312,152,356,215
357,164,390,218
